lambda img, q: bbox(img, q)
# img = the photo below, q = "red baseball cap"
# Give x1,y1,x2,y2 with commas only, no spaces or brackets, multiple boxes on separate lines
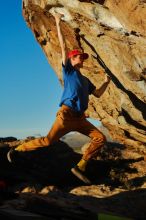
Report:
67,49,89,59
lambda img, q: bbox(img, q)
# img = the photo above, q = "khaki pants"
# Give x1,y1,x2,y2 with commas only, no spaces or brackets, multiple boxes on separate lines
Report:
16,105,106,161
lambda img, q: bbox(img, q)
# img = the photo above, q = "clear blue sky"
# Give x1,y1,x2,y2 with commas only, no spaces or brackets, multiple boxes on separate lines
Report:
0,1,99,139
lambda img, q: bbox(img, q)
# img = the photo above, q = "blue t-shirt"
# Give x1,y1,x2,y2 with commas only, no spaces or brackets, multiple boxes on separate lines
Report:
59,59,96,113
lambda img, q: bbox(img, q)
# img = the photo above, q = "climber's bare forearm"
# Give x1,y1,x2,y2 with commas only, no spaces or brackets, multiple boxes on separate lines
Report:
55,15,67,65
92,76,110,98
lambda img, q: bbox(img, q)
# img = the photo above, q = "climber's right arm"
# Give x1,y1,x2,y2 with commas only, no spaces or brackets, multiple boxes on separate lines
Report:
54,13,67,65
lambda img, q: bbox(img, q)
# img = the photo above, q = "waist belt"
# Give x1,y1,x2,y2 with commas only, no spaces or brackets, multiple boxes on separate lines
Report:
61,105,84,117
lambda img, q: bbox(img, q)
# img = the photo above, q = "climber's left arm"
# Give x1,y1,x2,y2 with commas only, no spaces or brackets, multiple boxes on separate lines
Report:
92,75,111,98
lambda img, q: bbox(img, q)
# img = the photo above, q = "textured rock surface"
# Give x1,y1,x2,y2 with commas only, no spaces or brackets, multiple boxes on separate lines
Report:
22,0,146,148
0,141,146,219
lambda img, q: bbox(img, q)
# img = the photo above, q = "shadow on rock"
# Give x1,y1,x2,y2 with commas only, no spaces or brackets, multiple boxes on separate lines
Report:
0,141,145,189
1,188,145,220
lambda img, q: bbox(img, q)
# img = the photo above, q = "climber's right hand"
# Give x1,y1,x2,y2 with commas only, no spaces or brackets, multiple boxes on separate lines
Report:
54,12,64,23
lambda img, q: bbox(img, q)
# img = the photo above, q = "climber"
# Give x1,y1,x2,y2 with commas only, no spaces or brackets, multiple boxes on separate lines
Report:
7,12,110,184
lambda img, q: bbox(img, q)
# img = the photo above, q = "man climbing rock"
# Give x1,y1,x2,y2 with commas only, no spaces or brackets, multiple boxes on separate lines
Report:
7,13,110,184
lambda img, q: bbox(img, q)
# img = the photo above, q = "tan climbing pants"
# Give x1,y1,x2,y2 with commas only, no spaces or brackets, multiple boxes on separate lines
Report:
16,105,106,161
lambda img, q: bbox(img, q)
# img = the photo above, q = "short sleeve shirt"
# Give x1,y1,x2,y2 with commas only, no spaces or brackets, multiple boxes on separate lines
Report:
59,59,96,113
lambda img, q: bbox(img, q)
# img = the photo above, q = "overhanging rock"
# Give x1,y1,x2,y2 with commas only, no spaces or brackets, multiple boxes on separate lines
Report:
22,0,146,148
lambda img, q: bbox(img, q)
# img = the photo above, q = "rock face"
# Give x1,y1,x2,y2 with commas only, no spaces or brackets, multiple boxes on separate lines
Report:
22,0,146,148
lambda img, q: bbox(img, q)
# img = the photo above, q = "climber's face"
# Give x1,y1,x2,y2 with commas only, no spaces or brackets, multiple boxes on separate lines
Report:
71,54,85,68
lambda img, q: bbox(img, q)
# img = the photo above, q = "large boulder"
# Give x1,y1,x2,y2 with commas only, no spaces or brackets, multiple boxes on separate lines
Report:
0,140,146,220
22,0,146,149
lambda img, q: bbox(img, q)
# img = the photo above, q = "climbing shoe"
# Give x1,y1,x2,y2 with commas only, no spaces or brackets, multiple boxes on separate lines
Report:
7,147,18,163
71,166,91,185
